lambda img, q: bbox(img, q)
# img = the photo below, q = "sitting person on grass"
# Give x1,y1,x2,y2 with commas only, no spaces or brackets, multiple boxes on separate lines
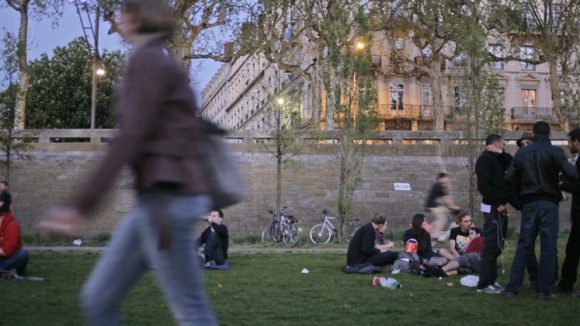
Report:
428,227,484,277
346,213,398,269
403,213,437,263
438,211,474,261
0,212,29,276
197,210,229,267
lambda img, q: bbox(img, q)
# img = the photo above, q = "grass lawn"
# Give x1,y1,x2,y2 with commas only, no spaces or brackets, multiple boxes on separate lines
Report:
1,250,578,326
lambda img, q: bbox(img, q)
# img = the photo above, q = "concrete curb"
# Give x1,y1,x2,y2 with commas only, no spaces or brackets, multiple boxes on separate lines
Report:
25,246,348,254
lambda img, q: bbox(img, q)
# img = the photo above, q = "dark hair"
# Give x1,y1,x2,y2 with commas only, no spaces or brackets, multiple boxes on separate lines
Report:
410,213,428,240
533,121,550,137
458,210,471,222
0,181,7,186
371,213,386,225
470,227,482,235
122,0,174,34
485,134,503,146
215,210,224,218
568,128,580,143
436,173,448,180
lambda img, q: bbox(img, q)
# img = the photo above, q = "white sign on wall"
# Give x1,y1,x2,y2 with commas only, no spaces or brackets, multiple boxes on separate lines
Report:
393,183,411,191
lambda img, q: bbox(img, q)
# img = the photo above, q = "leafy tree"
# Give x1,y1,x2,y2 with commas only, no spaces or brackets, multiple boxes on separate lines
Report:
259,88,306,223
26,37,124,129
1,0,64,129
487,0,580,131
450,1,504,217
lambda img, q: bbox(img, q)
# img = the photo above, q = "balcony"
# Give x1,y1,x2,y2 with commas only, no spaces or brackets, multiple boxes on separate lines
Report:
511,107,558,122
376,104,434,120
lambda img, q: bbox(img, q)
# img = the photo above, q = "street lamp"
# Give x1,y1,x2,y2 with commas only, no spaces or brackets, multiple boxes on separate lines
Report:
71,0,101,129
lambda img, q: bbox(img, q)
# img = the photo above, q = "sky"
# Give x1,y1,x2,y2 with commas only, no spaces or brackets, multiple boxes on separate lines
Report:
0,4,221,98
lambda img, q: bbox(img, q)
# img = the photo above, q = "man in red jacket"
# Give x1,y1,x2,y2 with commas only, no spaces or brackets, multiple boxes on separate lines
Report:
0,212,28,276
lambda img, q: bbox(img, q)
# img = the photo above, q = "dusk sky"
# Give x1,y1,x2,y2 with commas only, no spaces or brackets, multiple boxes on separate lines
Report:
0,4,221,98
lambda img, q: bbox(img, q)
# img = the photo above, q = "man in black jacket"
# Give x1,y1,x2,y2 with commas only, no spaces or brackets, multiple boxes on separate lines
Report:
504,121,578,299
198,210,229,266
558,128,580,296
475,134,513,294
346,214,397,267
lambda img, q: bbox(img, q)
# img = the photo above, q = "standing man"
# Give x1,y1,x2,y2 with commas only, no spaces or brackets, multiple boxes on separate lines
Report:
0,181,12,214
504,121,577,300
475,134,513,294
425,173,461,242
198,210,229,266
558,128,580,297
39,0,218,324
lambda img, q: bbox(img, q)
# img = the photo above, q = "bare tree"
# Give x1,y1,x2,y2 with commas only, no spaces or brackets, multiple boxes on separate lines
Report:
100,0,262,69
370,0,466,130
1,0,63,129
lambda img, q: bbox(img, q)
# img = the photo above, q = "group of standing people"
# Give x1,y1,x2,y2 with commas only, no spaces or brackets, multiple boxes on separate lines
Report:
476,121,580,299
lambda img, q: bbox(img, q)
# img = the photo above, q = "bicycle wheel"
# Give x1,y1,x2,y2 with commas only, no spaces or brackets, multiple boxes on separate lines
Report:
283,224,300,246
262,223,281,242
309,224,333,244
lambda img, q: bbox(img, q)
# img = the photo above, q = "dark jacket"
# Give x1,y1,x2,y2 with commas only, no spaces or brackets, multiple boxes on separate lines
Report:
560,156,580,217
346,223,379,265
505,136,577,204
197,223,229,260
71,35,208,214
403,229,433,261
475,150,513,207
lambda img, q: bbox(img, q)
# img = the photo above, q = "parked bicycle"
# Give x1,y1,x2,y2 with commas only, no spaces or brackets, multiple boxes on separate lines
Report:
309,209,361,244
261,206,300,246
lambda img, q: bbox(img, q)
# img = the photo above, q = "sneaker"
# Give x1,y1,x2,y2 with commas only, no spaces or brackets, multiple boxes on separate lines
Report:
493,282,505,291
476,285,502,294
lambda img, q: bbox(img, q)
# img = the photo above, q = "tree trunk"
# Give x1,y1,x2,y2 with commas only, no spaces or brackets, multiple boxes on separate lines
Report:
548,60,569,132
14,0,30,129
276,138,282,219
431,60,444,131
169,32,194,71
325,66,336,130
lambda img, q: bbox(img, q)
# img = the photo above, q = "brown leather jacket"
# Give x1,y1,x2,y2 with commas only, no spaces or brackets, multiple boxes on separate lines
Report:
72,35,208,215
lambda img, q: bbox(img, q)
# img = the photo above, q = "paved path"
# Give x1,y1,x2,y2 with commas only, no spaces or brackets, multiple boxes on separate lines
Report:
25,246,347,254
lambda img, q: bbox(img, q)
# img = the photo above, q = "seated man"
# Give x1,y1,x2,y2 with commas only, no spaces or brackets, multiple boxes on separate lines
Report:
438,211,473,260
197,210,229,266
429,227,483,277
0,212,29,276
346,213,398,268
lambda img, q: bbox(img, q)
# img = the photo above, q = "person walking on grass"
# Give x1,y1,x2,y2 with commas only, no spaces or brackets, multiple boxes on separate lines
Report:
503,121,577,300
39,0,218,324
424,173,461,242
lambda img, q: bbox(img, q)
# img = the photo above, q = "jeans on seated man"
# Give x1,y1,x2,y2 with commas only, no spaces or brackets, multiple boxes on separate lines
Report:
197,210,229,266
346,213,398,268
0,212,29,276
428,227,483,277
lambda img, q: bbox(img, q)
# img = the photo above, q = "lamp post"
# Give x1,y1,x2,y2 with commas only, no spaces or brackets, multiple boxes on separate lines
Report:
72,0,102,129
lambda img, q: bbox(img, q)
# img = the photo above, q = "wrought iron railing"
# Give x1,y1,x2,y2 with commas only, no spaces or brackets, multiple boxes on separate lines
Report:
375,104,435,120
511,107,558,122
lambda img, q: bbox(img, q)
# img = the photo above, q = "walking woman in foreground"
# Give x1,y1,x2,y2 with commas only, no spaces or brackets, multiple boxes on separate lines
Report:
39,0,218,324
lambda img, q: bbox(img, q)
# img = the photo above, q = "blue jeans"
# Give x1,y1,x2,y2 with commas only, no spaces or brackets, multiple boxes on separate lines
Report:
506,201,559,295
81,191,217,326
0,249,29,275
477,208,507,289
